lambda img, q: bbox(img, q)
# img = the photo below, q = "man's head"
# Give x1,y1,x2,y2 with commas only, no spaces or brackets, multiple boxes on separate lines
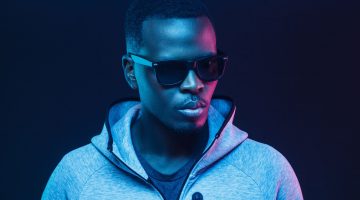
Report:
122,0,225,134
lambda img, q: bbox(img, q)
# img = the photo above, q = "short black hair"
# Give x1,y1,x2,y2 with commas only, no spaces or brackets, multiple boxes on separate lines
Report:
124,0,212,53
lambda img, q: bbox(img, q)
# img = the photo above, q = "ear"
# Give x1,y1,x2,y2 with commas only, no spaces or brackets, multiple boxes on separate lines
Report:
122,54,138,90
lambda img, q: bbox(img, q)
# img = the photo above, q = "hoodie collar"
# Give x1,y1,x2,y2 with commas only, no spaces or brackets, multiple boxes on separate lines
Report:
91,96,248,180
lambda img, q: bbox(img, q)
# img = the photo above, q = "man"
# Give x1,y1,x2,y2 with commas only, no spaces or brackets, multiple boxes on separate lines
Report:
42,0,303,199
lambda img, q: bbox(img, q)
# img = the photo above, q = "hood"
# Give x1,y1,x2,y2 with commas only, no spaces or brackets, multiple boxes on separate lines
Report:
91,96,248,181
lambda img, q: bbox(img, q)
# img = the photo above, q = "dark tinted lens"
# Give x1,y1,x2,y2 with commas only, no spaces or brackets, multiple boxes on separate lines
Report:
197,56,225,81
155,61,188,85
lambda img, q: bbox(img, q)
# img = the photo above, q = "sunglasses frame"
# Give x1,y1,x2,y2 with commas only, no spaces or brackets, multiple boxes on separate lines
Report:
126,49,228,86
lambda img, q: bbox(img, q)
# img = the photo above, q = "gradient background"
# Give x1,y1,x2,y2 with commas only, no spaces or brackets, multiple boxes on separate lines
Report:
2,0,359,199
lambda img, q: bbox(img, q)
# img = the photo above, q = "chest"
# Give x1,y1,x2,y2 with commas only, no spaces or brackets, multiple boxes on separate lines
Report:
78,163,266,200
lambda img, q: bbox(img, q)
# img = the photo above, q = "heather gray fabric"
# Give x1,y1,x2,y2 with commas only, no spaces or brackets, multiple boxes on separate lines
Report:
42,97,303,200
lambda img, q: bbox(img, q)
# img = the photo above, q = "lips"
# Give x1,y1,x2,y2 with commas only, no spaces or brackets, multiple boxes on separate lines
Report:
177,98,207,110
177,98,207,118
177,107,205,118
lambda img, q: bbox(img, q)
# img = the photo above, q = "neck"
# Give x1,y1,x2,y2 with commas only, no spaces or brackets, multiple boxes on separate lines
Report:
131,107,208,158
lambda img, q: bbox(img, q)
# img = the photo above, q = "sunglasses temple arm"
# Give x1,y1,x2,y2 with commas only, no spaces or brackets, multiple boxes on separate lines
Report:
130,55,153,68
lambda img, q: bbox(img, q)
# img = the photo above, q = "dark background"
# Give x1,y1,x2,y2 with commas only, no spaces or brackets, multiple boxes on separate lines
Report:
2,0,359,199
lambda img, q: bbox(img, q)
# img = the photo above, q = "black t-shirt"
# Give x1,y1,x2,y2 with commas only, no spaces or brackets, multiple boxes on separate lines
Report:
132,136,206,200
135,148,197,200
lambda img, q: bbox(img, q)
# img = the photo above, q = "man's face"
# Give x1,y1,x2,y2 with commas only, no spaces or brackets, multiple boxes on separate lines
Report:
130,16,218,134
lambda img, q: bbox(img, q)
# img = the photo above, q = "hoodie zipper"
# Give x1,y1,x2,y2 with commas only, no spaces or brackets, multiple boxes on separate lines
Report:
111,135,219,200
110,151,166,200
106,125,229,200
175,133,220,200
109,133,220,200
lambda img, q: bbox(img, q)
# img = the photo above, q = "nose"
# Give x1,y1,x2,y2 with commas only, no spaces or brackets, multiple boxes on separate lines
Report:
180,69,204,93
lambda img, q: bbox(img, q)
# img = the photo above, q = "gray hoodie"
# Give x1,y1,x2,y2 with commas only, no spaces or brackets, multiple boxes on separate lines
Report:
42,96,303,200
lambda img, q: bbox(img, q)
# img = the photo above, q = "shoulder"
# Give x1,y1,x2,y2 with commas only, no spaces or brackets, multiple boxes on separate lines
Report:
61,143,109,171
42,143,110,200
240,138,290,168
225,138,303,199
228,138,291,179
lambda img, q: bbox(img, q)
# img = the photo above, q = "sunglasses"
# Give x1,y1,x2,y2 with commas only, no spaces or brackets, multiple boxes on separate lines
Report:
127,49,228,86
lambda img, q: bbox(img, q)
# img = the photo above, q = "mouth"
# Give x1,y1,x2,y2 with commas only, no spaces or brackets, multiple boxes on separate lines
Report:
177,98,207,118
177,107,205,118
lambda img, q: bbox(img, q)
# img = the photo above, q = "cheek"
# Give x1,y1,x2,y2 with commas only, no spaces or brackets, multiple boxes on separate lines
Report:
204,80,218,96
134,66,159,96
134,66,175,113
134,65,155,86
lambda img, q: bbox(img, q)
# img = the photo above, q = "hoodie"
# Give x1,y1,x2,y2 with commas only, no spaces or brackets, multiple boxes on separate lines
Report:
42,96,303,200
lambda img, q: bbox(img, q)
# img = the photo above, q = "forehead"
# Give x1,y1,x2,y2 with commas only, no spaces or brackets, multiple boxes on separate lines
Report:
140,17,216,60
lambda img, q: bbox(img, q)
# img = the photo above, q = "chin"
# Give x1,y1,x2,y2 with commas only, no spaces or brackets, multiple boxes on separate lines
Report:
168,119,206,135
